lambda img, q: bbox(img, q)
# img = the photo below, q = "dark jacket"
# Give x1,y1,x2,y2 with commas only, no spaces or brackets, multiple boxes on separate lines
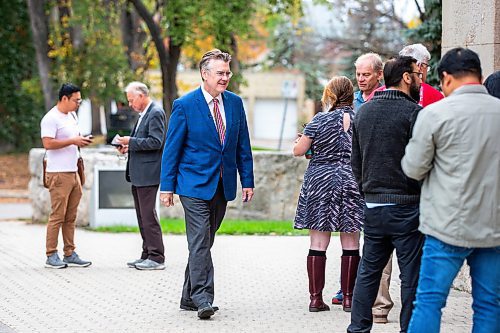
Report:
126,102,166,187
351,89,422,204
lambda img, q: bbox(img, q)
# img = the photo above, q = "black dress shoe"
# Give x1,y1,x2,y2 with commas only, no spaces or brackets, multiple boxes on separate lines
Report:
197,302,215,319
180,299,218,312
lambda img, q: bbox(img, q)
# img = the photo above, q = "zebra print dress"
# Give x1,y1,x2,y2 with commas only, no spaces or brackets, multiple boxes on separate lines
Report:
294,106,364,232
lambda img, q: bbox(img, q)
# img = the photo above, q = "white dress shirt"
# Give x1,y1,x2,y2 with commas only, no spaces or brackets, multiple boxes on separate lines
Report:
201,85,226,128
133,100,153,135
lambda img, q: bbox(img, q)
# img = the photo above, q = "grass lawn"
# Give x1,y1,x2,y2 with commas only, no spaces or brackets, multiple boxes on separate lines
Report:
251,146,278,151
92,218,309,236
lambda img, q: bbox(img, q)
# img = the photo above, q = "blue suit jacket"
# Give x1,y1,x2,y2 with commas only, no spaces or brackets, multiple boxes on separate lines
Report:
160,87,254,201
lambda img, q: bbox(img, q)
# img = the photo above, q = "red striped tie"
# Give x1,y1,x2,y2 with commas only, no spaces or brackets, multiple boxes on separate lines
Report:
213,98,225,145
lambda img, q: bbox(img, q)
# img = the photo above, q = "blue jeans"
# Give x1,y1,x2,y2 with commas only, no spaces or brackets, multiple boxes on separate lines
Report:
408,236,500,333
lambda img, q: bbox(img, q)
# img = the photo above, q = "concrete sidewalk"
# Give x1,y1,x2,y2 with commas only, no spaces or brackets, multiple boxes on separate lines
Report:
0,221,472,333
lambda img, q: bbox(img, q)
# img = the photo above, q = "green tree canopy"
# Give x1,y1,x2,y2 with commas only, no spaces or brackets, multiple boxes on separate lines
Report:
406,0,442,86
0,0,44,151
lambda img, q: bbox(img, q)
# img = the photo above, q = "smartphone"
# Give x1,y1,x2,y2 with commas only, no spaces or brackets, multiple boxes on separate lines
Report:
110,134,122,147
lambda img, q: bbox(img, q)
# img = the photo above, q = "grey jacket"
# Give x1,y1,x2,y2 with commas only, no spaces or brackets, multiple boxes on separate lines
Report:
402,85,500,247
126,102,166,187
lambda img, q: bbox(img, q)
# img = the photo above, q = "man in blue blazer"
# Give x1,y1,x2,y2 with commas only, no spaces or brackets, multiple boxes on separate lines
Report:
117,81,166,271
160,49,254,319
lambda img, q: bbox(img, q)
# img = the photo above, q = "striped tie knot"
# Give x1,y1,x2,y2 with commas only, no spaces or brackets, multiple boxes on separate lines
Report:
212,98,225,144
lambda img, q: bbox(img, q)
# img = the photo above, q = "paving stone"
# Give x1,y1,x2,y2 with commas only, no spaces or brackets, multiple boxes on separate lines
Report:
0,221,473,333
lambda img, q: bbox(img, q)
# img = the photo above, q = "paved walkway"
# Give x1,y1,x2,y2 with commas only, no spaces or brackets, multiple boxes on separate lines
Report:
0,221,473,333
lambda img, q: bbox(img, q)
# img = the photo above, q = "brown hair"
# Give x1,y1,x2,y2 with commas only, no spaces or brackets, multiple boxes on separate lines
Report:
199,49,232,79
321,76,354,111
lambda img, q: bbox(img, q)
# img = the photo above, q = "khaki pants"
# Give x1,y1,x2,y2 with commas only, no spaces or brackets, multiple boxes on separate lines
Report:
46,172,82,257
372,253,394,316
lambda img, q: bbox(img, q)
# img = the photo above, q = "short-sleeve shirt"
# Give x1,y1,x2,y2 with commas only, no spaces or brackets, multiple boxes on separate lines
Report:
40,107,80,172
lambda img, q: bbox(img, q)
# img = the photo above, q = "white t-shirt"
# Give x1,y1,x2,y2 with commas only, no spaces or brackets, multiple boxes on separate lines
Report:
40,106,80,172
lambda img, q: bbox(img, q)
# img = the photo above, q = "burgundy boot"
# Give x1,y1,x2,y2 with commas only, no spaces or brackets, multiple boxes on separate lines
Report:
307,256,330,312
340,255,360,312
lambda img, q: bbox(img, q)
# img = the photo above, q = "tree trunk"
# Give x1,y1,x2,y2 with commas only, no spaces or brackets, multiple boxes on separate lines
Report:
27,0,55,110
90,93,101,135
57,0,71,46
129,0,179,122
121,3,147,71
56,0,83,50
228,33,241,93
165,39,181,119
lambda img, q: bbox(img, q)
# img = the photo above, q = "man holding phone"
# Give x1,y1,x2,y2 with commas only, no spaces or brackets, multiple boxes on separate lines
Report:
40,83,92,269
159,49,254,319
116,81,167,270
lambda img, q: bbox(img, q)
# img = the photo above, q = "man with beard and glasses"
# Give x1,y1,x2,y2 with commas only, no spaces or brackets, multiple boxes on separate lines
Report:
347,56,424,333
364,44,444,325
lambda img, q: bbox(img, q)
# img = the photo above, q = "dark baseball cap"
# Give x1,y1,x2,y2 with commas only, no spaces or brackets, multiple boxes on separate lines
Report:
437,48,482,81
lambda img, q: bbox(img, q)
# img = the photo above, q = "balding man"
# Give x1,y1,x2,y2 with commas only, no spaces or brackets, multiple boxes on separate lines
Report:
353,53,384,111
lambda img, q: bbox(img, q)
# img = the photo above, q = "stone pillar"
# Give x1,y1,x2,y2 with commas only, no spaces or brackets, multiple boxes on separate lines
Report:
440,1,499,293
442,0,500,78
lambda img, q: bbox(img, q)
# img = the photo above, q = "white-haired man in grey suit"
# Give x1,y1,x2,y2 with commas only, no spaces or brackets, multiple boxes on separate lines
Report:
117,81,167,270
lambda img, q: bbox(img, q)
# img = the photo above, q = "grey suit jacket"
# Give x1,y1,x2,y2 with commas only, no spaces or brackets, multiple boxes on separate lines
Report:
402,85,500,248
126,102,166,187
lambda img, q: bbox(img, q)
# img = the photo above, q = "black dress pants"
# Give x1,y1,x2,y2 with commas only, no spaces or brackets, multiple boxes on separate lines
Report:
348,204,424,333
131,184,165,263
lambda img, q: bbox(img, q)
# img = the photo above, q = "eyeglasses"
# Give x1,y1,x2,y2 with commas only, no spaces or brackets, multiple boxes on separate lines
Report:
409,71,424,79
210,70,233,79
70,98,83,104
420,62,431,73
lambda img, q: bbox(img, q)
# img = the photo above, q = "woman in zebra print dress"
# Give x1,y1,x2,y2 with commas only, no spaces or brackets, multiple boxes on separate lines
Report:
293,76,364,313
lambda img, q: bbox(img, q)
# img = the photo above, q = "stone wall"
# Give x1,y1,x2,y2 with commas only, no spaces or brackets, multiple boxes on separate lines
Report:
29,148,308,226
442,0,500,77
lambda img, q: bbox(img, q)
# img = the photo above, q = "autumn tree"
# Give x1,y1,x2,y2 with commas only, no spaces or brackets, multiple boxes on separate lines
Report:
129,0,302,117
128,0,196,118
47,0,139,134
